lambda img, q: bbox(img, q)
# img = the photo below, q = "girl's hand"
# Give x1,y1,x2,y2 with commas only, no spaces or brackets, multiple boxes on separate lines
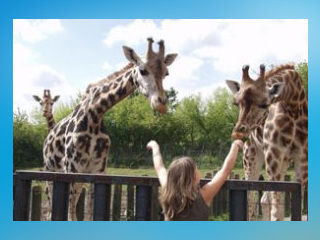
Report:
233,139,244,149
146,140,159,151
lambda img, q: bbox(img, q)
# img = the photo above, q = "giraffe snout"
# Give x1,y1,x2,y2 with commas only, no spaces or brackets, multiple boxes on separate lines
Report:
232,125,248,140
150,95,168,114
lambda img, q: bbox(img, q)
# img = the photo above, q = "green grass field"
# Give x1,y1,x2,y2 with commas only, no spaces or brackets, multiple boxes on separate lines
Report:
105,166,246,179
28,166,294,180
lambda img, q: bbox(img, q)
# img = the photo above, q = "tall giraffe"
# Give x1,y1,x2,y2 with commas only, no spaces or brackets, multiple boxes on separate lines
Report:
43,38,177,220
33,89,60,131
226,64,308,221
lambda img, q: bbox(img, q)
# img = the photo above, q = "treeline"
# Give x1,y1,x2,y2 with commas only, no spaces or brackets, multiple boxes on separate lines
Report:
13,62,308,170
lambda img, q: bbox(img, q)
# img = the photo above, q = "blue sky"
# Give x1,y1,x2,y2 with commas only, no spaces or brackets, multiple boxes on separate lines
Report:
13,19,308,114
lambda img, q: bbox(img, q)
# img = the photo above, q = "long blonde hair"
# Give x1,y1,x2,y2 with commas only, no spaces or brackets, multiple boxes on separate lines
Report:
159,156,199,220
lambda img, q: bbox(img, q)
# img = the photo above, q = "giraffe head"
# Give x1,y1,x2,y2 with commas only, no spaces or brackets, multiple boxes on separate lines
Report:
33,89,60,117
226,64,285,140
122,38,178,114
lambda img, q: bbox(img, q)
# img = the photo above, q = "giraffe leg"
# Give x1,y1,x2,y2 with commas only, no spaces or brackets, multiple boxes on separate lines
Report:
69,182,84,221
45,180,53,221
294,154,308,219
270,191,284,221
84,183,94,221
243,142,264,220
261,191,271,221
260,190,284,221
263,155,289,221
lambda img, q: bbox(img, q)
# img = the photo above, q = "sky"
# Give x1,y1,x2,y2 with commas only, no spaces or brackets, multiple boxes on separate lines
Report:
13,19,308,115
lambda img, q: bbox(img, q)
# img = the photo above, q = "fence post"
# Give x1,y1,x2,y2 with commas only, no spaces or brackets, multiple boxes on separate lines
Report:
151,186,162,220
303,183,308,214
136,186,152,221
291,183,302,221
51,181,70,221
127,184,135,221
31,185,42,221
112,185,122,220
13,176,31,221
229,189,247,221
284,175,291,217
93,183,111,221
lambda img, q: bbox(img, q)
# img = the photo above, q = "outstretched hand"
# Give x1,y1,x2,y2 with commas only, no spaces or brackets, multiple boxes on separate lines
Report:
233,139,244,149
146,140,160,151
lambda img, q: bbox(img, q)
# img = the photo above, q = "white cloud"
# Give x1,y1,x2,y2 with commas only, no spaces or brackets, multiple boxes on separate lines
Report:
13,19,76,114
13,19,64,43
102,61,113,71
13,19,308,114
194,19,308,74
103,19,224,53
103,19,307,100
103,19,160,47
163,54,204,98
13,43,76,113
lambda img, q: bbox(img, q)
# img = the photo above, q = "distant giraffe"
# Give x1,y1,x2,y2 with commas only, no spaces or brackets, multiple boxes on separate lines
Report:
226,64,308,221
43,38,177,220
33,89,60,131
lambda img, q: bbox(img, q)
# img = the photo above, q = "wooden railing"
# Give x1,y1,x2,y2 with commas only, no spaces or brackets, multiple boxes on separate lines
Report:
13,171,302,221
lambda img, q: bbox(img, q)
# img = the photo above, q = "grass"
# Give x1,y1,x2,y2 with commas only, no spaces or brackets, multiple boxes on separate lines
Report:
105,166,247,179
27,165,294,180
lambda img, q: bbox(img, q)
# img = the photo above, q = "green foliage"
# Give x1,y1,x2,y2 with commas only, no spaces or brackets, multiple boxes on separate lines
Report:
205,88,239,161
12,87,241,169
13,109,44,170
209,213,229,221
296,61,308,96
13,62,307,170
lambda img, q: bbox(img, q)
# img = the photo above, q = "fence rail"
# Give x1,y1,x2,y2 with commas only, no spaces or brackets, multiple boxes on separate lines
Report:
13,171,302,221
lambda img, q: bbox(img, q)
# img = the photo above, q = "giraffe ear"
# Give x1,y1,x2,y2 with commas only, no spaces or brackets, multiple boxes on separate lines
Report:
268,82,285,98
53,95,60,102
164,53,178,66
122,46,143,66
226,80,240,94
33,95,41,102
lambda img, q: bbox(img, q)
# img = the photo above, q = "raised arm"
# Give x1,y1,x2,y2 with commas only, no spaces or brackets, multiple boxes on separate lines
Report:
147,140,167,187
200,139,244,206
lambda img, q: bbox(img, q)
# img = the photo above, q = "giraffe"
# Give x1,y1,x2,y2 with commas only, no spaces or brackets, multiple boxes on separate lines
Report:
33,89,60,219
43,38,177,220
226,64,308,221
33,89,60,131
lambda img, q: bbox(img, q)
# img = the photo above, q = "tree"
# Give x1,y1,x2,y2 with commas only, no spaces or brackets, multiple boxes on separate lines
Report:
13,109,43,170
205,88,238,159
296,61,308,96
174,94,206,149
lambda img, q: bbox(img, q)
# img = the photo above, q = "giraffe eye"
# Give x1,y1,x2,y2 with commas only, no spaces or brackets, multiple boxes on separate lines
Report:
139,67,149,76
257,104,269,109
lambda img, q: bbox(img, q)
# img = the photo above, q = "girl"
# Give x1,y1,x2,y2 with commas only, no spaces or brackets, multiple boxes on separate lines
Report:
147,139,243,221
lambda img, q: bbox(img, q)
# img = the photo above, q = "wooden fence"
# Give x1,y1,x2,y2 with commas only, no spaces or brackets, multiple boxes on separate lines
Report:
13,170,302,221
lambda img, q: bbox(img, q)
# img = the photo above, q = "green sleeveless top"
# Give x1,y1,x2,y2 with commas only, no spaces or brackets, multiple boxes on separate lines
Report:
171,191,210,221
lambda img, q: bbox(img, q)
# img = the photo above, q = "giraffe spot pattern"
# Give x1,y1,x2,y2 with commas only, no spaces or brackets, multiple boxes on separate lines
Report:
89,109,99,124
94,138,110,158
75,116,88,132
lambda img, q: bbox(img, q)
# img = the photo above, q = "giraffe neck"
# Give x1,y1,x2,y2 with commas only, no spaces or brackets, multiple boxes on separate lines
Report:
45,113,55,131
267,69,307,106
82,65,139,123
